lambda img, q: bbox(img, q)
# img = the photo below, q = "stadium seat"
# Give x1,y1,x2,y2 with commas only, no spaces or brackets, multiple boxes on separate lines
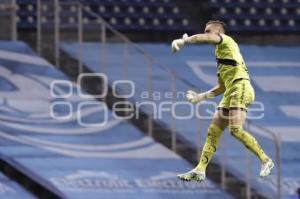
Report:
208,0,300,32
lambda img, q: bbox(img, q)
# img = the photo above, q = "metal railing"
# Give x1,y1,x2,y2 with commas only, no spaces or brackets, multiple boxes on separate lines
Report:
75,3,179,150
0,0,17,41
247,121,282,199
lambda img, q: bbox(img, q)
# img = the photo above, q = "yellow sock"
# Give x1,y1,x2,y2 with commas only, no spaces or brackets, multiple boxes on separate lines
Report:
229,125,269,163
196,124,223,172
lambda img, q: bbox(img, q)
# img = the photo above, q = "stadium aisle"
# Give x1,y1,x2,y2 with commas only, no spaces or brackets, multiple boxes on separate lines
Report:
62,42,300,199
0,41,233,199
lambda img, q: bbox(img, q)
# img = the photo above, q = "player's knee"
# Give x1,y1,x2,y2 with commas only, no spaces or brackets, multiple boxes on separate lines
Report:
228,125,243,138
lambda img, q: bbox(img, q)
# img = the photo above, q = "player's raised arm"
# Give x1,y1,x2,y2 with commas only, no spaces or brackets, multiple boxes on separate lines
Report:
171,33,222,53
184,33,222,45
172,20,226,53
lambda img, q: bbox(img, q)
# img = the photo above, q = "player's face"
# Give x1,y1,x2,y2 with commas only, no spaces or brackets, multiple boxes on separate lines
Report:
204,24,219,34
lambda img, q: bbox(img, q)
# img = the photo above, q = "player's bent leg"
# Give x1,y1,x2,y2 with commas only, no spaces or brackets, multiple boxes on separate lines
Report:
228,124,269,162
177,124,223,182
228,109,274,177
177,109,228,182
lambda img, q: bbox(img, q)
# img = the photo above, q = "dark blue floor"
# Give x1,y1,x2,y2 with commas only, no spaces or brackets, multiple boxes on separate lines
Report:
62,42,300,199
0,41,232,199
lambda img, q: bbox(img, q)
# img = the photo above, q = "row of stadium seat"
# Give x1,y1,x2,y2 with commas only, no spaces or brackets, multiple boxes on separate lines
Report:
44,0,175,6
209,0,300,31
17,4,181,15
217,7,300,17
17,7,185,20
16,0,191,31
210,0,300,5
17,16,189,31
226,18,298,27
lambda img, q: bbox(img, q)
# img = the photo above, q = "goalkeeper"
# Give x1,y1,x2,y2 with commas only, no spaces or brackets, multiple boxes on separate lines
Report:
171,20,274,182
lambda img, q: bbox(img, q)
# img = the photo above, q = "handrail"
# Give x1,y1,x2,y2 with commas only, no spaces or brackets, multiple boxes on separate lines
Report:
78,1,179,150
0,1,17,41
78,2,178,77
247,120,282,199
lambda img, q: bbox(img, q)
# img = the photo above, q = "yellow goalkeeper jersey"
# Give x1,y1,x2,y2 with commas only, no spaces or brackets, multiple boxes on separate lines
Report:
215,34,250,88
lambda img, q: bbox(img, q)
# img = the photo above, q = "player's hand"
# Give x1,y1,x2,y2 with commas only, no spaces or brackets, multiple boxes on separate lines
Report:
171,33,189,53
186,90,206,103
171,39,185,53
186,90,215,103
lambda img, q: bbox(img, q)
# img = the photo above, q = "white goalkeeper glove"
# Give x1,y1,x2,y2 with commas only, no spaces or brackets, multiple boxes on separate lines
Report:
186,90,215,104
171,33,189,53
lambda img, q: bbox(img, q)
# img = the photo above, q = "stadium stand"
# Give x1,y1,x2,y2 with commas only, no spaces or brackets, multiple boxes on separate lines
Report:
2,0,300,198
16,0,192,31
0,172,36,199
0,41,233,198
62,42,300,199
207,0,300,32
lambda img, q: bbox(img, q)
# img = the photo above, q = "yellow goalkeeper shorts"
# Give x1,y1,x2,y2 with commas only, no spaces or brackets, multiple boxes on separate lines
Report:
218,79,255,111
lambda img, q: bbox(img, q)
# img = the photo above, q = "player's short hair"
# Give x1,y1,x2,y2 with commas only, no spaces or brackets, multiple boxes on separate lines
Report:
206,20,226,33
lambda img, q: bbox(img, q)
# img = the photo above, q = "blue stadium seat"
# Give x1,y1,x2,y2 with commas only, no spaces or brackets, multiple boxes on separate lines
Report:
208,0,300,32
16,0,192,32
